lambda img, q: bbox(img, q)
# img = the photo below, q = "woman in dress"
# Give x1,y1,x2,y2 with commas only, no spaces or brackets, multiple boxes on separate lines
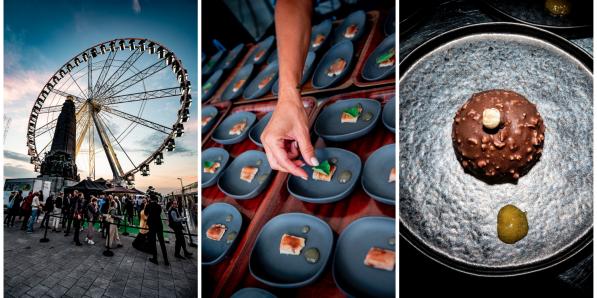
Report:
132,200,154,254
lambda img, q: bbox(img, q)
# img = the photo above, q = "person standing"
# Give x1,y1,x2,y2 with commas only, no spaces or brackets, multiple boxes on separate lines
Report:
4,192,16,225
72,193,84,246
20,193,33,231
52,192,63,232
63,193,75,236
146,195,169,266
6,190,23,227
26,192,41,233
168,200,192,259
125,196,134,225
106,200,123,248
39,193,54,229
85,197,99,245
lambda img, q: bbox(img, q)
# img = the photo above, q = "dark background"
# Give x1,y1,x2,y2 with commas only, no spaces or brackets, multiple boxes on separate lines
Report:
399,1,593,297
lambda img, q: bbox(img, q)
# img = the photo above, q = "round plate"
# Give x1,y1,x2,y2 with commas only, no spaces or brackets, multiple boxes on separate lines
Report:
222,64,255,102
202,69,224,102
333,216,395,298
249,213,334,288
382,96,395,132
201,106,219,135
243,61,279,100
362,144,395,205
310,19,333,52
362,33,395,81
249,111,273,147
384,8,396,36
483,0,592,36
217,43,246,71
218,150,273,200
312,41,354,89
231,288,277,298
211,111,257,145
287,147,362,203
201,147,230,188
246,35,275,66
272,51,317,95
333,10,367,44
399,23,592,275
202,50,225,76
202,202,243,265
314,98,381,142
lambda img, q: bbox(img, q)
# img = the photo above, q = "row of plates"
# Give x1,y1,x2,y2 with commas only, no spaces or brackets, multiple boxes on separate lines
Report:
203,205,395,298
202,10,396,102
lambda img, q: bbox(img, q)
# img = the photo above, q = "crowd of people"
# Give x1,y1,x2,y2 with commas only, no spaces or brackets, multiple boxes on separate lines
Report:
5,188,194,266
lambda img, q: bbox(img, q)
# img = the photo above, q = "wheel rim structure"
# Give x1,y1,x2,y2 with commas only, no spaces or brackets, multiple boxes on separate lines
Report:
27,38,192,185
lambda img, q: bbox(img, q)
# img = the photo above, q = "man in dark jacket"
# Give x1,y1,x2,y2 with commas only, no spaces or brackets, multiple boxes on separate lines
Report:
168,200,192,259
72,193,84,246
146,194,169,266
52,193,63,232
125,196,134,225
63,192,76,236
6,191,23,227
39,193,54,229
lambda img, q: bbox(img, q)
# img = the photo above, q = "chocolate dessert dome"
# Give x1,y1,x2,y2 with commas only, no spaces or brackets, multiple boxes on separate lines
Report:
452,90,545,183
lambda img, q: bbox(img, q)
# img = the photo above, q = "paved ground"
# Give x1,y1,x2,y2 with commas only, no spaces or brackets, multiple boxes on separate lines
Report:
4,222,198,298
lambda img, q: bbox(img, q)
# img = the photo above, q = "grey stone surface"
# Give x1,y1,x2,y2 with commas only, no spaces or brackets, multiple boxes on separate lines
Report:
4,224,197,297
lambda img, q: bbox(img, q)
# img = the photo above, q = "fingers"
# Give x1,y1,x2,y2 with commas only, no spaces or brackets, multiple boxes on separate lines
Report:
296,128,318,166
264,139,308,180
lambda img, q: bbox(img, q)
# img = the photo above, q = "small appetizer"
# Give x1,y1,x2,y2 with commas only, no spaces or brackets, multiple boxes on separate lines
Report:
364,247,395,271
312,33,326,48
240,166,259,183
203,161,221,174
232,79,246,93
206,223,227,241
341,103,363,123
344,24,359,39
202,82,213,94
312,160,337,182
279,233,306,255
258,74,274,89
229,119,247,136
254,49,266,62
327,58,347,77
497,204,528,244
376,48,395,68
202,115,213,127
545,0,571,17
388,168,396,183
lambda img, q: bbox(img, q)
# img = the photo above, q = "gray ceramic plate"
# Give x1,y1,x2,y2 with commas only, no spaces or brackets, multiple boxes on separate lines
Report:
361,144,395,205
218,150,273,200
201,105,219,135
382,96,395,132
231,288,277,298
202,202,243,265
272,51,317,95
312,41,354,89
202,50,225,76
202,69,224,102
244,61,278,100
217,43,246,71
310,19,333,52
211,112,257,145
314,98,381,142
222,64,254,102
249,213,334,288
201,147,230,188
246,35,275,66
399,23,593,275
249,112,273,147
333,10,367,44
333,216,395,298
362,33,395,81
287,147,362,203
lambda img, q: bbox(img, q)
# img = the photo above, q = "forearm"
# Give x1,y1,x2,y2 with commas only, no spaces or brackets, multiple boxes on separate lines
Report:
275,0,312,102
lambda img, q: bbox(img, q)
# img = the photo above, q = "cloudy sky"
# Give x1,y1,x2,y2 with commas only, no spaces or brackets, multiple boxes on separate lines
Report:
4,0,198,194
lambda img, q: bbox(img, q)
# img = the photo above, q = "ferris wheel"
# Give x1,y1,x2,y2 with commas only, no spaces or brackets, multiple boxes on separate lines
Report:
26,38,192,184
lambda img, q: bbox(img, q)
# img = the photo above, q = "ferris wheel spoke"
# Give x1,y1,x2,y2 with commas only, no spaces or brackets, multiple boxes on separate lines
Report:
51,89,85,103
87,52,93,98
98,58,169,101
35,119,58,137
67,70,89,100
101,106,171,134
98,113,137,169
75,113,92,156
92,110,125,178
92,49,116,96
102,87,181,105
95,48,143,98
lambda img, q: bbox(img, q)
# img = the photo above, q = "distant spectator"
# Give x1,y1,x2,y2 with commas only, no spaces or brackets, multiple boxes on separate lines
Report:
20,193,33,231
26,192,41,233
52,192,63,232
6,191,23,227
39,193,55,229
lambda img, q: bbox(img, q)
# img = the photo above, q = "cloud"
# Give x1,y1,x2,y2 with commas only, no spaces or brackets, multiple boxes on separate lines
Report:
4,150,30,162
132,0,141,14
4,69,49,103
4,163,36,179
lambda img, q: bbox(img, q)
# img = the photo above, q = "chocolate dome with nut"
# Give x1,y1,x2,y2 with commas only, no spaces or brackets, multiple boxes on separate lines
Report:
452,90,545,183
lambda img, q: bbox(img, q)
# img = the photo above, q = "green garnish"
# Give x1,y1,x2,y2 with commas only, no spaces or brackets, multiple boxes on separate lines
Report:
206,59,216,68
343,104,362,118
312,160,331,175
203,161,215,169
202,82,213,91
376,48,395,64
